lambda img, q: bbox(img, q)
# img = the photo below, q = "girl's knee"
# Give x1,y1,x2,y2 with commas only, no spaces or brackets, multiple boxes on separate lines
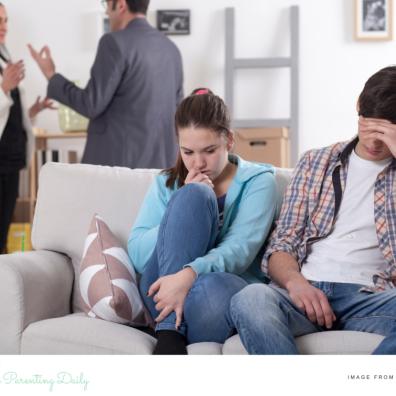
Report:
173,183,216,209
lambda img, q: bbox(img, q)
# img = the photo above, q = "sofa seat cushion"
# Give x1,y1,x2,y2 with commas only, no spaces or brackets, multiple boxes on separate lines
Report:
21,313,156,355
295,330,384,354
187,342,223,355
21,313,385,355
222,331,384,355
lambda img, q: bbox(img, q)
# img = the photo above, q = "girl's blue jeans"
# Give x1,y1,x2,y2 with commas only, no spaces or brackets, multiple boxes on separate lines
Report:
139,183,247,344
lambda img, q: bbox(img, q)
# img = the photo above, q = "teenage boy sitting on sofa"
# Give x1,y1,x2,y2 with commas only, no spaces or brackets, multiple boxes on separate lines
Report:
230,66,396,354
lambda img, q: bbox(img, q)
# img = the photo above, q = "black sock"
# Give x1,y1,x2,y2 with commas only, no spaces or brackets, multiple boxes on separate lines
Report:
153,330,187,355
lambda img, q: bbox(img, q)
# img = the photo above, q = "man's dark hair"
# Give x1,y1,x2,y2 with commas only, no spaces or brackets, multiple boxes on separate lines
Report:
358,66,396,124
125,0,150,15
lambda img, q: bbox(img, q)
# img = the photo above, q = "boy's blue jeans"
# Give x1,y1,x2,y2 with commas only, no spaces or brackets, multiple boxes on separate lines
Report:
139,183,247,344
229,281,396,354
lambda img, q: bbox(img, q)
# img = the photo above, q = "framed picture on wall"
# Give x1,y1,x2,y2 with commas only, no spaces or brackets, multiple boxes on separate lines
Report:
355,0,393,40
157,10,190,35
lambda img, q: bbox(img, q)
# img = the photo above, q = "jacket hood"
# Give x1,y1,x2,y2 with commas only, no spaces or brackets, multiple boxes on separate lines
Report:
230,154,274,183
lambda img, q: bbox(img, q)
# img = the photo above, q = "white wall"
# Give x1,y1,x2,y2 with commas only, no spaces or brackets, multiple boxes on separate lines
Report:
4,0,396,157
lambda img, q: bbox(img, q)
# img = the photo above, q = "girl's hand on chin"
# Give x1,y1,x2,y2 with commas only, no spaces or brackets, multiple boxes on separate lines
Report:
185,169,214,189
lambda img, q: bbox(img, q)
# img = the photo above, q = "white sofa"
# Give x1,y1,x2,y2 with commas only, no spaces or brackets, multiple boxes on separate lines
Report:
0,162,384,354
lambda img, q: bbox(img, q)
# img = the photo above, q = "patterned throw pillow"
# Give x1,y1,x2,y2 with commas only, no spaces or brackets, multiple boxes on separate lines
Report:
79,214,153,327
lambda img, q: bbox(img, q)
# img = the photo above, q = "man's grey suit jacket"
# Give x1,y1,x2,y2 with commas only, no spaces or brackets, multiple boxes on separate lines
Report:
48,18,183,168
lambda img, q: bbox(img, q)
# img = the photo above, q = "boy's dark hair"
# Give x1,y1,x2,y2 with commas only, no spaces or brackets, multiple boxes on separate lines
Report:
358,66,396,124
125,0,149,14
163,88,232,188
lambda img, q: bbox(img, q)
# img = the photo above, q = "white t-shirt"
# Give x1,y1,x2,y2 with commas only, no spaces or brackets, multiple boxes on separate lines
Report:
301,149,392,286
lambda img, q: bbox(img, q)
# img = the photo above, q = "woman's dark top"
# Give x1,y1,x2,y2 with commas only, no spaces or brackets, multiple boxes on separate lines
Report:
0,58,27,172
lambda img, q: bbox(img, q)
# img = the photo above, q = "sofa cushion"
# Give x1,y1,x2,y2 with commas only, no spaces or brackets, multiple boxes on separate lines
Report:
21,313,156,354
20,313,225,355
32,162,293,264
222,331,384,354
32,163,160,311
295,330,384,354
222,334,248,354
273,167,293,217
187,342,223,355
79,214,152,327
22,315,384,355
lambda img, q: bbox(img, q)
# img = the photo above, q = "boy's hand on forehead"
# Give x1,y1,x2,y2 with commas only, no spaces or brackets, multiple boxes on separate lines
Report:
185,168,214,189
359,116,393,128
359,116,396,157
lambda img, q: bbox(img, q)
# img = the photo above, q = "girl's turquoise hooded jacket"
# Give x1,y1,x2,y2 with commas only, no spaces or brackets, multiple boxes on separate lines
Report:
127,155,277,283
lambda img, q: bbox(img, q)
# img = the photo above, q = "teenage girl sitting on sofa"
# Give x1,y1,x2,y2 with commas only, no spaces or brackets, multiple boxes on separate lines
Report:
128,88,277,354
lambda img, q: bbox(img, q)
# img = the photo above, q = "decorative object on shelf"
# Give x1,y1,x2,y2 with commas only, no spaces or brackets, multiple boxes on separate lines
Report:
58,104,89,132
355,0,393,40
103,16,110,34
157,9,190,35
100,0,110,34
6,223,32,253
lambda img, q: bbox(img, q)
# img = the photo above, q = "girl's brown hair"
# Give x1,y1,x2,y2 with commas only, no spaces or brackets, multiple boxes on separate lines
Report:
163,88,232,188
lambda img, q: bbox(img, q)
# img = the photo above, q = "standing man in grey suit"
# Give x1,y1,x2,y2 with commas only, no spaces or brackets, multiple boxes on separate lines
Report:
29,0,183,168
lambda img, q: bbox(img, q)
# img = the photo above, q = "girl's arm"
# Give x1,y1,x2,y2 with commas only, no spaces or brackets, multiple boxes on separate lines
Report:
186,171,277,275
127,175,168,274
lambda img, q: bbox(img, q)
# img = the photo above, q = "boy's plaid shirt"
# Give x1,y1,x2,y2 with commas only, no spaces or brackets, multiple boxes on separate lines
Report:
263,137,396,292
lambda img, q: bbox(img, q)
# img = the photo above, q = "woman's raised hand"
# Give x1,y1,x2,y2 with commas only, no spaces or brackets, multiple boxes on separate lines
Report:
1,60,24,94
28,44,56,80
29,96,57,119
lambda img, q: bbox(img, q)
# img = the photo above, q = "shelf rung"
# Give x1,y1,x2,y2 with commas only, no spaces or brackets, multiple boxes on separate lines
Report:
234,58,291,69
232,118,291,128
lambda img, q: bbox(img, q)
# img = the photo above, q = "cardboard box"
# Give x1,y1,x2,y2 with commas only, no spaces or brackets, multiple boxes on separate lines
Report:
233,127,290,168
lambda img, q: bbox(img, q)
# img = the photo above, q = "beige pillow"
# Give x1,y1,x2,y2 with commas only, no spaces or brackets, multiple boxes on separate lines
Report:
79,214,153,327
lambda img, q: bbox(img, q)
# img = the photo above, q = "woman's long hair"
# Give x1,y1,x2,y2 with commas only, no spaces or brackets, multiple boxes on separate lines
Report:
0,3,11,64
163,88,233,188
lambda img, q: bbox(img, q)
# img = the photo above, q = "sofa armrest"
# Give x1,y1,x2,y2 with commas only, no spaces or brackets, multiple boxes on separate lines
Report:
0,250,74,354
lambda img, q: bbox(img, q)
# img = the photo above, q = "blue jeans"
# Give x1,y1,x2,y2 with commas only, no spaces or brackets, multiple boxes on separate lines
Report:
139,183,247,344
229,281,396,354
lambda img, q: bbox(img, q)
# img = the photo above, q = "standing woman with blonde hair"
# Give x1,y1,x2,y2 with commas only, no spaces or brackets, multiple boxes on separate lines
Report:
0,2,54,253
128,88,277,354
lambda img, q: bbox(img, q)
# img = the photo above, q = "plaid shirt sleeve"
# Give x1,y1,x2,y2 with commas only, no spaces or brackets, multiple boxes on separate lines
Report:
262,150,313,273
